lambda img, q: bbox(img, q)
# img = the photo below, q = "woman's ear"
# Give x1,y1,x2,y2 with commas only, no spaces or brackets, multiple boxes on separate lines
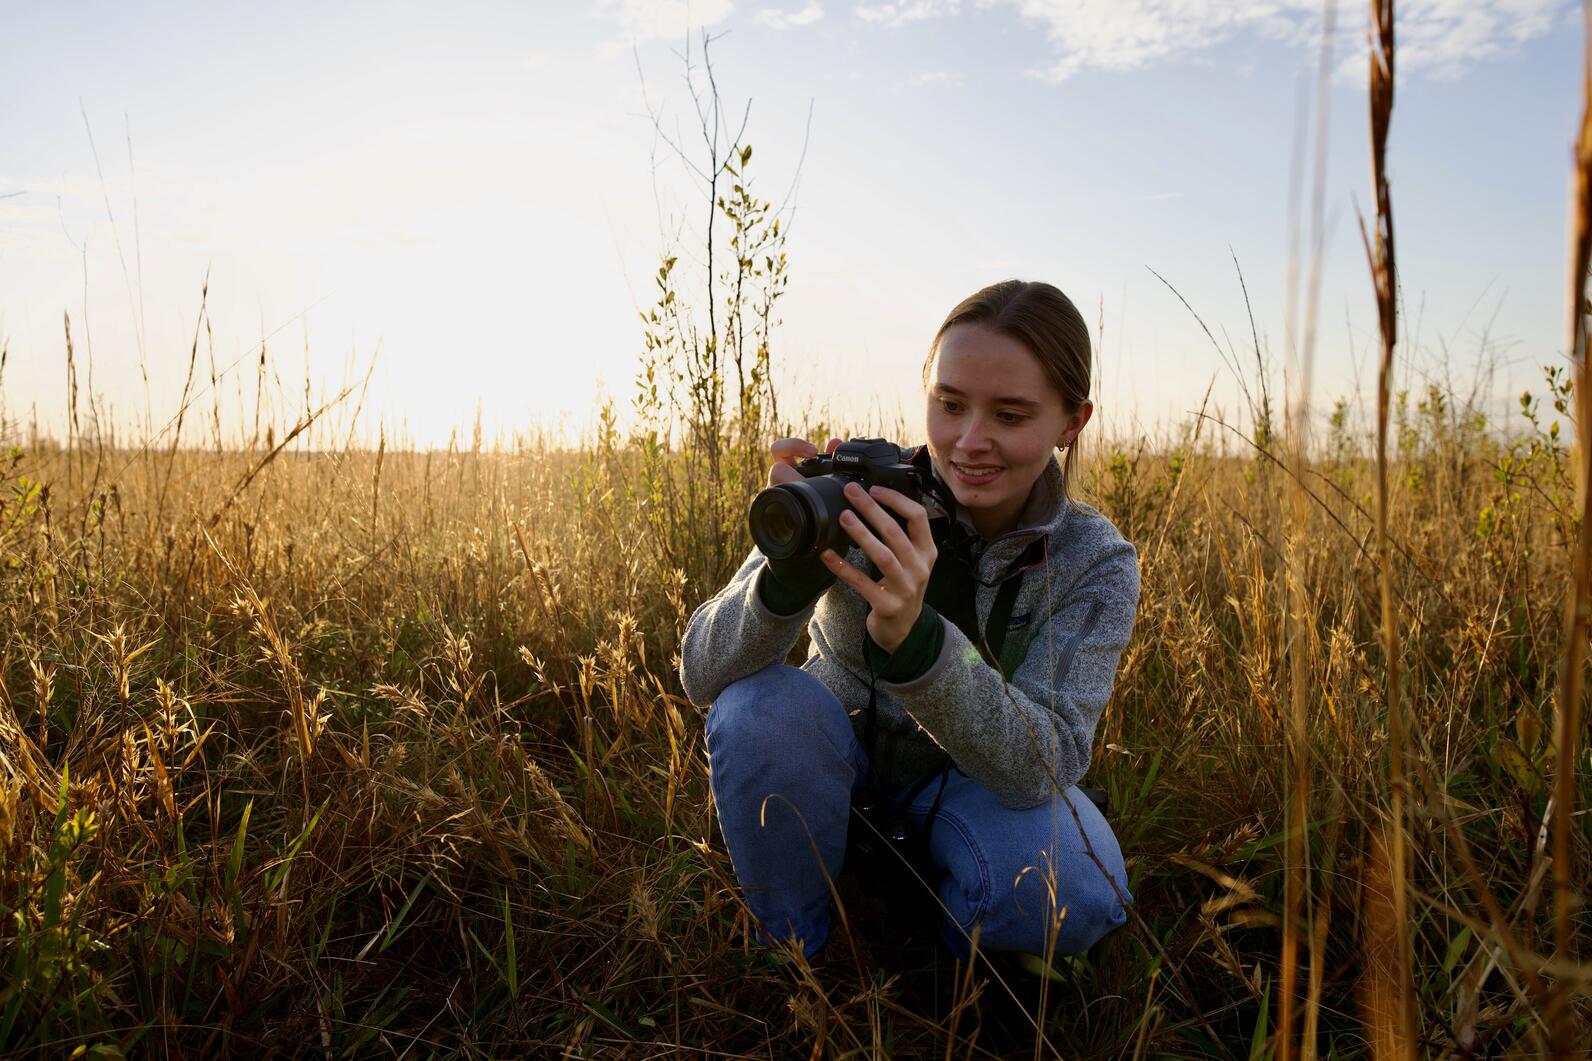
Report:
1057,400,1094,449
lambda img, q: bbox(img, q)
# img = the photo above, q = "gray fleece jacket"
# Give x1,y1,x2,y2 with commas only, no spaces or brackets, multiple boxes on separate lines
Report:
679,454,1140,809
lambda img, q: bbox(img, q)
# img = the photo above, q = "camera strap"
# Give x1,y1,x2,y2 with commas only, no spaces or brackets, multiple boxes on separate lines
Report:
860,555,1026,827
980,566,1025,675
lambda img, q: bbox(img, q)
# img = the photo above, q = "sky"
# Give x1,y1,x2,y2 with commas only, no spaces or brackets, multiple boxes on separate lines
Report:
0,0,1584,449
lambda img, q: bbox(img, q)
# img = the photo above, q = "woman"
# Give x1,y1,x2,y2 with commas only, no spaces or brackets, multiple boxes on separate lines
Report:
679,279,1138,963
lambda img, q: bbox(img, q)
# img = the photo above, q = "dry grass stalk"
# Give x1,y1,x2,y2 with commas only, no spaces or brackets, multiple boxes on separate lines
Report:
1360,823,1407,1058
371,422,385,557
1278,4,1338,1053
1548,3,1592,1052
157,274,209,529
205,531,319,804
1359,0,1417,1054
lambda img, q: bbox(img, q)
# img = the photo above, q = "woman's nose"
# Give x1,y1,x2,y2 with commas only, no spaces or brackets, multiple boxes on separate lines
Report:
958,417,992,452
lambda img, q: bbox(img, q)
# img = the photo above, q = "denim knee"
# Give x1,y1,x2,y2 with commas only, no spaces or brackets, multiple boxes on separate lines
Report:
705,664,860,770
919,779,1130,958
703,664,863,957
1031,840,1129,954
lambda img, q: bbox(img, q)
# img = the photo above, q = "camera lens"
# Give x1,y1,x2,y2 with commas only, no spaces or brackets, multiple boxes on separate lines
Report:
749,487,815,560
748,475,850,562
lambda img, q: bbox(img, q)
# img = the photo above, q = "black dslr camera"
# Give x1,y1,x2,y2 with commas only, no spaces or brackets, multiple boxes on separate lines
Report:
748,438,936,562
847,783,925,891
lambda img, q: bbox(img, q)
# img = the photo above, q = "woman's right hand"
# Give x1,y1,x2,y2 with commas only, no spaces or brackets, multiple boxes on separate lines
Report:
768,436,841,486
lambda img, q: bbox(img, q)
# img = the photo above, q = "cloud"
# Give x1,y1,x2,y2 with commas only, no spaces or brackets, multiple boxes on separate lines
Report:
757,1,824,28
897,68,965,87
592,0,734,40
1000,0,1571,81
856,0,960,27
1390,0,1565,79
851,0,1570,80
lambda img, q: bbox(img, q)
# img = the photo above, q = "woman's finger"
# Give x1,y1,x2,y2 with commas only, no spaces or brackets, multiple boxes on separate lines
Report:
845,484,916,558
821,549,885,607
839,509,904,579
868,485,937,555
768,437,820,486
767,462,803,486
771,437,819,464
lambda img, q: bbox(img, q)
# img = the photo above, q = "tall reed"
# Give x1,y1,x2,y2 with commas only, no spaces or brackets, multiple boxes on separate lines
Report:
1360,0,1416,1053
1548,4,1592,1054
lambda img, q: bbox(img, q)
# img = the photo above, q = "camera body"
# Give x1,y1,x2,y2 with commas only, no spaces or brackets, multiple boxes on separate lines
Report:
748,438,936,562
794,437,929,497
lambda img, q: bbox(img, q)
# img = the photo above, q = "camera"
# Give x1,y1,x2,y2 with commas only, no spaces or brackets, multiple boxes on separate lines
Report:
748,438,936,562
847,783,926,894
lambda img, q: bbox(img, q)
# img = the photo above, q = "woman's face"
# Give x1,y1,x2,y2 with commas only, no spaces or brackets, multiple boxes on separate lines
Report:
925,323,1091,538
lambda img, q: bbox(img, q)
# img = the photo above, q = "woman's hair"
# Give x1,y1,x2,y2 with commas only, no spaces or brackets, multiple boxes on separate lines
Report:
922,279,1093,499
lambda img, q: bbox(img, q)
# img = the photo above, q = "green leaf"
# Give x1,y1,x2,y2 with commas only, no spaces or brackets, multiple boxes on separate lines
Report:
1514,703,1545,754
584,997,633,1039
264,797,329,898
1442,926,1473,977
51,762,71,839
1137,748,1163,806
380,871,433,954
1493,738,1541,795
1249,974,1270,1060
226,798,253,902
501,887,518,999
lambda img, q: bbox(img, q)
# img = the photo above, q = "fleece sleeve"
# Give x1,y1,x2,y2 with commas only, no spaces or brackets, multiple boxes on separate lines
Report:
678,548,817,707
878,543,1140,809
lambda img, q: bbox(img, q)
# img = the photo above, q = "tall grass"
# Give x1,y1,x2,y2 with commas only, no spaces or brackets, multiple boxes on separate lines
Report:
0,336,1585,1057
1361,0,1415,1054
1548,5,1592,1054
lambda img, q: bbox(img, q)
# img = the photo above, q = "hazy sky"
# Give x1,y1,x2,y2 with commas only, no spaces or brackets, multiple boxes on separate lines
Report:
1,0,1583,447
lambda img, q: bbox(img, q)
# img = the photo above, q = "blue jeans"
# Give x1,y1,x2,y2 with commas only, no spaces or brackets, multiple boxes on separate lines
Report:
705,664,1131,958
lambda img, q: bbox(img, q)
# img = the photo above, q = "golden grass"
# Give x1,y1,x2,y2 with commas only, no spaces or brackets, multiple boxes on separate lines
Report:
0,386,1585,1057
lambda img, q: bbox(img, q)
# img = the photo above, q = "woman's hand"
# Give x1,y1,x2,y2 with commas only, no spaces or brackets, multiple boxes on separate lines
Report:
767,436,841,487
822,483,938,655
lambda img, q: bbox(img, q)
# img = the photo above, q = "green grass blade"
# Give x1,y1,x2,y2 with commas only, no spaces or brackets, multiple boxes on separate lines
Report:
263,797,328,898
379,871,432,954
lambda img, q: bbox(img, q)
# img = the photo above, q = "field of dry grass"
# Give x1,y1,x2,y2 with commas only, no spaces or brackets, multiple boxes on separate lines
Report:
0,370,1586,1056
3,5,1590,1052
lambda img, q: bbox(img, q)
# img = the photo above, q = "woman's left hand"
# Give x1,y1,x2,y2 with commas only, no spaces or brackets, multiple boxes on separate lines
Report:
821,483,938,655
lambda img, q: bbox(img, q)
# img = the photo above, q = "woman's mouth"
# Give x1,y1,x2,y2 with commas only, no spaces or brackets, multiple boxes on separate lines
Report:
952,461,1004,486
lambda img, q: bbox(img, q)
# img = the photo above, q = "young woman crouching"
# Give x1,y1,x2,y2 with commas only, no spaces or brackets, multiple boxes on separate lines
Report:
680,279,1138,963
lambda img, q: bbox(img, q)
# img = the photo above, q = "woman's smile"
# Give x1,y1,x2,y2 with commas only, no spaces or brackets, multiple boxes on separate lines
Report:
950,460,1005,486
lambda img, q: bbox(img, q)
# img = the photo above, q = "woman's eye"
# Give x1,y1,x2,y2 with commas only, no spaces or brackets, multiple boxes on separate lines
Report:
938,399,962,414
998,411,1027,424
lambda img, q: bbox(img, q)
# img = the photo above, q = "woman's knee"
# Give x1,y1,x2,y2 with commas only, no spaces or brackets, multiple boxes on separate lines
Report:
705,664,855,763
928,783,1131,955
1041,847,1129,952
1020,792,1131,951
